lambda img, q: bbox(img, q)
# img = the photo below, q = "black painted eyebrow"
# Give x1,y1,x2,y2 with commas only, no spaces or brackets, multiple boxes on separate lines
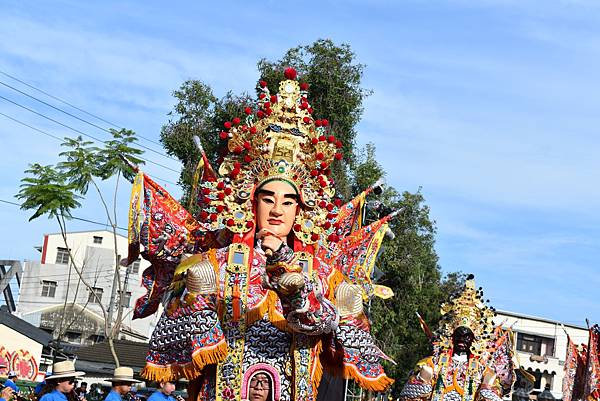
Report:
257,189,298,200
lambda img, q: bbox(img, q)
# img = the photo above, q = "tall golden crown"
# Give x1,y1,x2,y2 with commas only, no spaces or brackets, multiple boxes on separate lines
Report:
198,68,344,245
436,275,496,355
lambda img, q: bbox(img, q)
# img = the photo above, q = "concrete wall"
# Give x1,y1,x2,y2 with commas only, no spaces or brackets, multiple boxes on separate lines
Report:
0,324,44,381
495,310,589,399
17,230,159,342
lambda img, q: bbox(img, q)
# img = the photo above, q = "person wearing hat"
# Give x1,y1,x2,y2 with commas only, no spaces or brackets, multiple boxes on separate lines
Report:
38,361,85,401
104,367,141,401
147,381,176,401
4,372,19,393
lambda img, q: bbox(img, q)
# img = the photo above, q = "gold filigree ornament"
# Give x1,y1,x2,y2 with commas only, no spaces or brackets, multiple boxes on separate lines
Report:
435,275,496,356
198,68,345,245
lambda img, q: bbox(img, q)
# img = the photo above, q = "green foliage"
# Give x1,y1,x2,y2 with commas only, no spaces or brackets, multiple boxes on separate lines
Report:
17,163,81,221
17,129,145,222
160,81,253,206
98,128,145,181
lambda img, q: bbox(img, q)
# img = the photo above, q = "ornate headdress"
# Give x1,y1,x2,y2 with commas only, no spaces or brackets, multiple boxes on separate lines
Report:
435,274,496,356
197,67,344,245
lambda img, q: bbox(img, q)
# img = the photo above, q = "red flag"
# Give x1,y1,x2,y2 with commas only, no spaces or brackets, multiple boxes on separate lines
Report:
584,325,600,401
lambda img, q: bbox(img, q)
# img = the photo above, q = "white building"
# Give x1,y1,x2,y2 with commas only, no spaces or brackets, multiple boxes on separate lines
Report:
16,230,159,348
495,310,589,399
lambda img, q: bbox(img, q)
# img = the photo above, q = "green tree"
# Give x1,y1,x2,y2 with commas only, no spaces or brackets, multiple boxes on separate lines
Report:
352,144,465,397
17,129,143,367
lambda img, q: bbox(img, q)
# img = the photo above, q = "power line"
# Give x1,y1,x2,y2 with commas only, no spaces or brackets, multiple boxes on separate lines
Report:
0,111,179,186
0,198,128,231
0,79,178,162
0,94,180,174
0,69,166,148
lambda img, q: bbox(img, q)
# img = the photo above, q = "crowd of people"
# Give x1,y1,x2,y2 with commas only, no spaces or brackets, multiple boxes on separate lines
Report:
0,362,188,401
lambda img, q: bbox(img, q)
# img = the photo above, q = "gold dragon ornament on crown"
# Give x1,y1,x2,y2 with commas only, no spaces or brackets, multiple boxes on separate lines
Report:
197,67,345,246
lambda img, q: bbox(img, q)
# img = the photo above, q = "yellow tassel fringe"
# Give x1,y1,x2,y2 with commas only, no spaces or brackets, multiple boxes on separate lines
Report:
141,340,228,382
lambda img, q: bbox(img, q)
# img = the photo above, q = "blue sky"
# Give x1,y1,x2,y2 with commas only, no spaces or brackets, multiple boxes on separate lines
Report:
0,0,598,325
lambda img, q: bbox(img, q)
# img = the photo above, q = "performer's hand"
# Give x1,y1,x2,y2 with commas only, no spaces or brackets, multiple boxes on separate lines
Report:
256,228,284,256
2,387,14,401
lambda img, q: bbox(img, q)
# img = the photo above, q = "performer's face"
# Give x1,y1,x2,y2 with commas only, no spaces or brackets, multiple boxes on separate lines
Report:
452,326,475,355
256,180,299,239
248,373,270,401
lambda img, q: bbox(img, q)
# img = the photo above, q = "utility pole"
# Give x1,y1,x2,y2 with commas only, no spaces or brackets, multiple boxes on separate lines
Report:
107,264,120,331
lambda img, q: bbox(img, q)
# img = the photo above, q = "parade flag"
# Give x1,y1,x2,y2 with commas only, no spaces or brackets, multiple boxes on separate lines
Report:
584,325,600,401
563,335,587,401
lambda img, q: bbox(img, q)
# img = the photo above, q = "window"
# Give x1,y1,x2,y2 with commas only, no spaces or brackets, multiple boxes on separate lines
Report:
93,236,103,244
64,331,82,344
119,291,132,308
55,247,70,264
129,259,141,274
41,281,57,297
88,287,103,303
517,333,554,356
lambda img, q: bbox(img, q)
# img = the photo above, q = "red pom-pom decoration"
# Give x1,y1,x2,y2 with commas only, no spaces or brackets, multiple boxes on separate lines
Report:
303,117,310,124
224,187,232,196
328,135,335,143
335,140,342,148
257,110,265,118
218,192,225,200
323,221,332,229
335,153,343,160
307,107,313,114
227,219,235,227
265,108,272,115
259,80,267,88
199,211,208,220
216,205,225,213
294,224,301,232
310,169,318,177
326,203,334,212
319,135,326,141
270,95,277,103
219,131,228,140
202,188,211,195
310,233,320,242
234,162,241,169
311,138,319,145
231,167,240,177
320,162,328,169
224,121,232,129
316,152,324,160
263,102,270,109
243,141,251,150
246,221,254,229
300,82,309,91
315,120,322,127
321,119,329,126
259,93,266,99
334,198,343,207
244,107,252,115
244,155,252,163
250,126,257,134
232,117,241,125
210,213,217,221
216,182,225,190
233,146,242,155
284,67,297,80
